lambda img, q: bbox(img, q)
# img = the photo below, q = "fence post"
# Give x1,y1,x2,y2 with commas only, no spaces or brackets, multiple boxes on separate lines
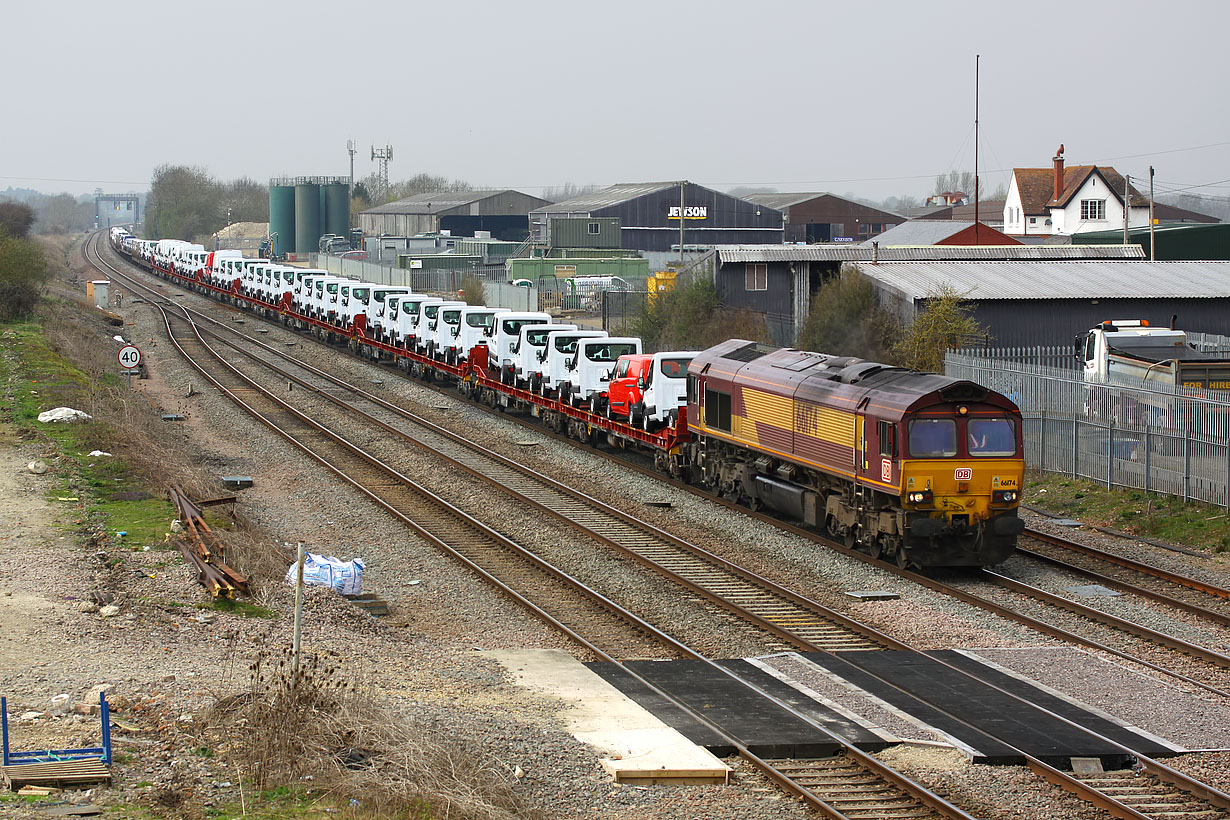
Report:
1144,425,1152,494
1107,418,1114,490
1224,437,1230,510
1072,412,1079,479
1039,408,1047,472
1183,423,1192,502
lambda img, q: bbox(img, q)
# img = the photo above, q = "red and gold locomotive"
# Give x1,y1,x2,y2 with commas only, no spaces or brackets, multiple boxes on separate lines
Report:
685,340,1025,568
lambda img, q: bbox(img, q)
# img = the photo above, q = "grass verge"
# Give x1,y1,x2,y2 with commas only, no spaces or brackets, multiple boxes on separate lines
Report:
1026,469,1230,554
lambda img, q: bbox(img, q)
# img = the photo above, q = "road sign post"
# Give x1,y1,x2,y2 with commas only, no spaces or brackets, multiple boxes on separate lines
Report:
117,344,142,388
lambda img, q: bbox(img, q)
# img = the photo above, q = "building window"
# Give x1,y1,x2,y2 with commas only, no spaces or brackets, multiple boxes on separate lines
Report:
1029,217,1037,225
745,263,767,291
588,221,601,235
1081,199,1106,221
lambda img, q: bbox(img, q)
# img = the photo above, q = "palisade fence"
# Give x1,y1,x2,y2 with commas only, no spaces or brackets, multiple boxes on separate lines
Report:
945,347,1230,508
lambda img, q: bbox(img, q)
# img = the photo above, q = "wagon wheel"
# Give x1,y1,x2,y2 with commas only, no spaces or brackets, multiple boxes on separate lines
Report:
895,545,912,570
843,528,858,549
868,537,884,560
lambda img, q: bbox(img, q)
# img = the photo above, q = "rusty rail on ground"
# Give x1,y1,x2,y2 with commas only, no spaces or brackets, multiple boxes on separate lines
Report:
169,486,248,598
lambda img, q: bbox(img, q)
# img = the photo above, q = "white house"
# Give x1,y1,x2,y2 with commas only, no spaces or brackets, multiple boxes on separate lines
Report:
1003,145,1149,237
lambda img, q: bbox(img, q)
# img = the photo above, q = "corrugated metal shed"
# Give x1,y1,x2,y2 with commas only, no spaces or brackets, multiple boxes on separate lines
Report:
363,190,535,216
863,221,983,246
1073,223,1230,261
529,182,678,214
746,191,905,218
714,244,1146,263
851,260,1230,300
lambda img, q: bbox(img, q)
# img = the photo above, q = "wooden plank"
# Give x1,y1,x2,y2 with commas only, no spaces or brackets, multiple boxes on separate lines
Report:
3,758,111,788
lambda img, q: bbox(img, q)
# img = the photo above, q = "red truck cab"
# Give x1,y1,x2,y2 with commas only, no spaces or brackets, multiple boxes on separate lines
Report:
607,354,654,422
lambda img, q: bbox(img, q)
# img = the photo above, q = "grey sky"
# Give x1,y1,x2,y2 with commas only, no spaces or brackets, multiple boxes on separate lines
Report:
6,0,1229,204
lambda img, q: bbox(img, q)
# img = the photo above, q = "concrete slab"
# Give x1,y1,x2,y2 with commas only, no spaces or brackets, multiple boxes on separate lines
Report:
483,649,730,785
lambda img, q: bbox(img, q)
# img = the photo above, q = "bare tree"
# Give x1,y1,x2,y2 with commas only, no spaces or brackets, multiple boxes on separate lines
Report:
541,183,602,203
933,170,975,196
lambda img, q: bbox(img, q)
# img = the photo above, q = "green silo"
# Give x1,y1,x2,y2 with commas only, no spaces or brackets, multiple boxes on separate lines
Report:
269,184,296,258
294,182,321,254
324,182,350,236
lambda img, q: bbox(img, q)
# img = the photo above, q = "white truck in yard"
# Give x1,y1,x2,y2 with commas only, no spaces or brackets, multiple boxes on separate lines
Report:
1077,320,1230,392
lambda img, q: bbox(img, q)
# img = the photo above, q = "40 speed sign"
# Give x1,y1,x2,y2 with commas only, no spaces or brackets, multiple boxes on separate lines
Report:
117,344,142,369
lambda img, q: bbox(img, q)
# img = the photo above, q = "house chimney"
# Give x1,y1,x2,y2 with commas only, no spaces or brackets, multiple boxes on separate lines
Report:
1053,143,1065,201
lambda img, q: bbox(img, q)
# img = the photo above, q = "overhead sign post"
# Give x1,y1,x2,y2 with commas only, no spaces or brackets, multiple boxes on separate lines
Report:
117,344,142,388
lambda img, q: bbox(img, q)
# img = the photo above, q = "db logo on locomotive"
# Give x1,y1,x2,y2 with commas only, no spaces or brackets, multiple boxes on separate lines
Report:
953,467,973,481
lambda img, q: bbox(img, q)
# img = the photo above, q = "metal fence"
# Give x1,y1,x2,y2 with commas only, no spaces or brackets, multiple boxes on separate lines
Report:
946,348,1230,507
602,290,649,336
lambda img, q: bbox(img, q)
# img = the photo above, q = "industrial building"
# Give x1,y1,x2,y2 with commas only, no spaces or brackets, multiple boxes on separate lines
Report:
359,190,549,241
704,244,1147,346
529,182,784,252
865,220,1020,246
1073,223,1230,261
849,260,1230,346
745,192,904,242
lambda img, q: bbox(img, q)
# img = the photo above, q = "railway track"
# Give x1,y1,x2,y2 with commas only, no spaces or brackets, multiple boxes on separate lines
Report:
92,234,1230,820
87,234,985,819
1020,527,1230,621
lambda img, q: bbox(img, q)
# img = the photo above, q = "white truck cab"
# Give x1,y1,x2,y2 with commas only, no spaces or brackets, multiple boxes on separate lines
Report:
1078,319,1230,391
448,306,510,365
492,312,552,382
420,300,465,357
515,323,576,388
396,296,444,350
367,287,412,340
541,329,607,397
566,336,641,408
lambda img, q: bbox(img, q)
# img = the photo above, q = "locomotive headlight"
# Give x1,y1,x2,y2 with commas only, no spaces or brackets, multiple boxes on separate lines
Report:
907,490,933,504
993,490,1018,503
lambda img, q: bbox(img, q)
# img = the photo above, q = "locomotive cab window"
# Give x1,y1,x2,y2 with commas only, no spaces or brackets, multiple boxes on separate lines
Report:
878,421,895,456
968,418,1016,456
704,388,732,431
687,375,699,404
909,419,956,457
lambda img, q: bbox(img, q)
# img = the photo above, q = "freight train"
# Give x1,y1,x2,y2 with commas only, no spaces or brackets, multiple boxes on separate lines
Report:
110,229,1025,568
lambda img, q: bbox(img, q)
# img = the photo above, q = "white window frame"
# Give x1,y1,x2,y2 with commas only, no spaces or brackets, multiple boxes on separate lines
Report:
745,263,767,292
1080,199,1106,221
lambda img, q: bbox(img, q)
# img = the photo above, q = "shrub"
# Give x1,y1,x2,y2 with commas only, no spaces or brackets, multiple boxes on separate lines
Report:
0,234,51,318
457,273,487,306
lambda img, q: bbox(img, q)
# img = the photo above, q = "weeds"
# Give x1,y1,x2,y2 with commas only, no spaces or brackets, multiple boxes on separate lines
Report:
200,649,543,820
1027,470,1230,554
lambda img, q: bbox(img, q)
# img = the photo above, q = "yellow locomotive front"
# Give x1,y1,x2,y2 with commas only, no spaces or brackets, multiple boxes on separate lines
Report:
898,404,1024,566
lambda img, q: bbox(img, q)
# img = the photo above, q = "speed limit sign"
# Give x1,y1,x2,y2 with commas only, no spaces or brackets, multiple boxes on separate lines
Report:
117,344,142,369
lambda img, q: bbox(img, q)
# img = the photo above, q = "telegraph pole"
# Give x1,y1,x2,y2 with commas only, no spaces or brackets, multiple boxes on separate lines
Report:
1123,174,1131,245
1149,166,1156,261
973,54,980,242
679,181,686,262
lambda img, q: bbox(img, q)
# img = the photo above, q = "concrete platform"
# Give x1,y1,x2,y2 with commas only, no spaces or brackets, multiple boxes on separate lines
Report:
483,650,731,784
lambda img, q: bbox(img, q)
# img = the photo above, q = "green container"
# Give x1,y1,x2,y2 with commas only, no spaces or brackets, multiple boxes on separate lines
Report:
294,183,321,254
398,254,484,271
548,217,621,248
324,183,350,236
269,185,296,257
506,256,649,283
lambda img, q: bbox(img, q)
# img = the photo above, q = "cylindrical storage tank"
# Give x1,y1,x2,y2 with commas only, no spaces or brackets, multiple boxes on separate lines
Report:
294,183,321,254
324,183,350,236
269,185,296,257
